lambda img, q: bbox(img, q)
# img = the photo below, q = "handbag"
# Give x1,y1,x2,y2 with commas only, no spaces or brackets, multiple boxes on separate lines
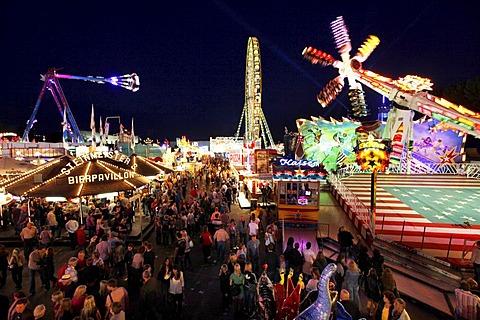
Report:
189,239,194,248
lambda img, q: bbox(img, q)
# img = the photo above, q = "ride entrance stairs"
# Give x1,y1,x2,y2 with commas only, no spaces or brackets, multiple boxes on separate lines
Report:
375,234,475,318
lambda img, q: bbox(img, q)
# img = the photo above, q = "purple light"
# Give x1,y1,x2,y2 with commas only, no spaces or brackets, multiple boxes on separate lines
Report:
110,77,119,86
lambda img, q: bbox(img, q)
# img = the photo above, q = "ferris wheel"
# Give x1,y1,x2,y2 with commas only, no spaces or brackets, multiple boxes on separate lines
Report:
235,37,276,149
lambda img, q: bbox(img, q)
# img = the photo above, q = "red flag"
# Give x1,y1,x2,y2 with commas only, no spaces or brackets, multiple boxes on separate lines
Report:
285,285,302,320
286,275,295,297
274,283,285,317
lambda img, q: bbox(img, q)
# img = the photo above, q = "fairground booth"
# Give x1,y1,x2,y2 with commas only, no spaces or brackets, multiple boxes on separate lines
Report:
272,156,327,251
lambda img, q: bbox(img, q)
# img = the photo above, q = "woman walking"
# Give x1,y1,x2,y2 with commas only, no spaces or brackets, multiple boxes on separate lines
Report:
229,263,245,318
169,264,185,318
80,295,102,320
345,260,361,307
8,248,25,289
200,225,213,264
157,257,172,308
219,263,231,315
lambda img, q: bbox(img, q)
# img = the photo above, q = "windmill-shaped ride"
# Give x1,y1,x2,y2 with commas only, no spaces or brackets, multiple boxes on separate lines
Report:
302,16,480,166
303,16,380,118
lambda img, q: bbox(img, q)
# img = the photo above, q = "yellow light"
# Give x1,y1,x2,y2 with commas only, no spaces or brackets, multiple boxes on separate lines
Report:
76,162,91,197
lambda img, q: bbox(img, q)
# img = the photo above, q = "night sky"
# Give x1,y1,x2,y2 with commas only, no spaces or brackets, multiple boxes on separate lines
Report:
1,1,479,143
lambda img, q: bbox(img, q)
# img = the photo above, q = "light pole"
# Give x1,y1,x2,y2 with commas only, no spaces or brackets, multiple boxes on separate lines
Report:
144,137,153,158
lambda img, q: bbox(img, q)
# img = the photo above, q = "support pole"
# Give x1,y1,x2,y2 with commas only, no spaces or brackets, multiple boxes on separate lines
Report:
79,197,84,225
370,168,378,237
27,198,31,222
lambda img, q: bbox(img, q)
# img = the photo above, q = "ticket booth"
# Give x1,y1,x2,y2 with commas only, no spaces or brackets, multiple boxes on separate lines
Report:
275,180,320,222
272,158,327,252
272,158,327,223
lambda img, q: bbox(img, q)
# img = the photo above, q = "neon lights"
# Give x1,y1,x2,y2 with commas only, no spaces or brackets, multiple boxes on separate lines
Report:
356,35,380,62
317,77,343,107
330,16,351,53
279,158,320,167
393,75,433,92
348,88,369,117
355,138,391,172
60,152,130,175
67,171,135,184
302,47,335,67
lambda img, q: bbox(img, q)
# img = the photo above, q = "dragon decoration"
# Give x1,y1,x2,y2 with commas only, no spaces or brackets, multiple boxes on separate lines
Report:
256,263,343,320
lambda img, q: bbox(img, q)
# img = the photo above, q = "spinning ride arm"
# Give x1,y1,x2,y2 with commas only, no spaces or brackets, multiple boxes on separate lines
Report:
22,69,140,143
355,69,480,138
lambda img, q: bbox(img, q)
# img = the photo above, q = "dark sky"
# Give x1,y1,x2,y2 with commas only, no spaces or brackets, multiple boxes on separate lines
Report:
1,1,479,142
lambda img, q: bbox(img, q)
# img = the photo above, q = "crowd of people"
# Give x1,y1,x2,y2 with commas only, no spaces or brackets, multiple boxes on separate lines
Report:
2,154,477,320
0,156,254,320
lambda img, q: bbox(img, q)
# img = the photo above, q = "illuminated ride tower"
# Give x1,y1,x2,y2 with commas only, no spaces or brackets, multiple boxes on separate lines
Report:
22,68,140,143
235,37,276,150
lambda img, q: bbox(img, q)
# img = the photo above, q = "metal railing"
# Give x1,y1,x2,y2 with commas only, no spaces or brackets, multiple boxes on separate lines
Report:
375,218,479,261
329,165,480,262
317,222,330,239
329,173,372,235
334,162,480,179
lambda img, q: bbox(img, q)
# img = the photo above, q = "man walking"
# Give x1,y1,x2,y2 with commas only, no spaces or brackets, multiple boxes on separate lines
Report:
213,225,229,264
20,222,38,259
237,215,248,246
28,245,47,297
247,235,260,274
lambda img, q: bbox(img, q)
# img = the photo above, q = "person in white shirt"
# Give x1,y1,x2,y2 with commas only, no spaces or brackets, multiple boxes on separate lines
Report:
392,298,411,320
302,242,316,280
264,226,276,249
169,265,185,318
247,215,258,238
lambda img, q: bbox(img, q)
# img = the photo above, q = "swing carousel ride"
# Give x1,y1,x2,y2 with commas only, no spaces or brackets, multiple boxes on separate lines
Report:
21,68,140,143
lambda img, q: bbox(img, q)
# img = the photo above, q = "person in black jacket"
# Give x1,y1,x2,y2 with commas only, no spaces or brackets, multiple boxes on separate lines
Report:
139,270,162,320
337,226,354,259
365,268,382,318
336,289,361,320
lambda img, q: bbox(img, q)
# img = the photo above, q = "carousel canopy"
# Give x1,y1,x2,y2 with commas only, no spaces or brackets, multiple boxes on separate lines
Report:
129,154,174,175
1,155,74,195
1,153,151,198
101,153,174,176
0,157,38,176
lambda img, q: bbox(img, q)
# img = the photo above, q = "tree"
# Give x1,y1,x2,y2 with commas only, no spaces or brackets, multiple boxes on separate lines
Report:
440,77,480,113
